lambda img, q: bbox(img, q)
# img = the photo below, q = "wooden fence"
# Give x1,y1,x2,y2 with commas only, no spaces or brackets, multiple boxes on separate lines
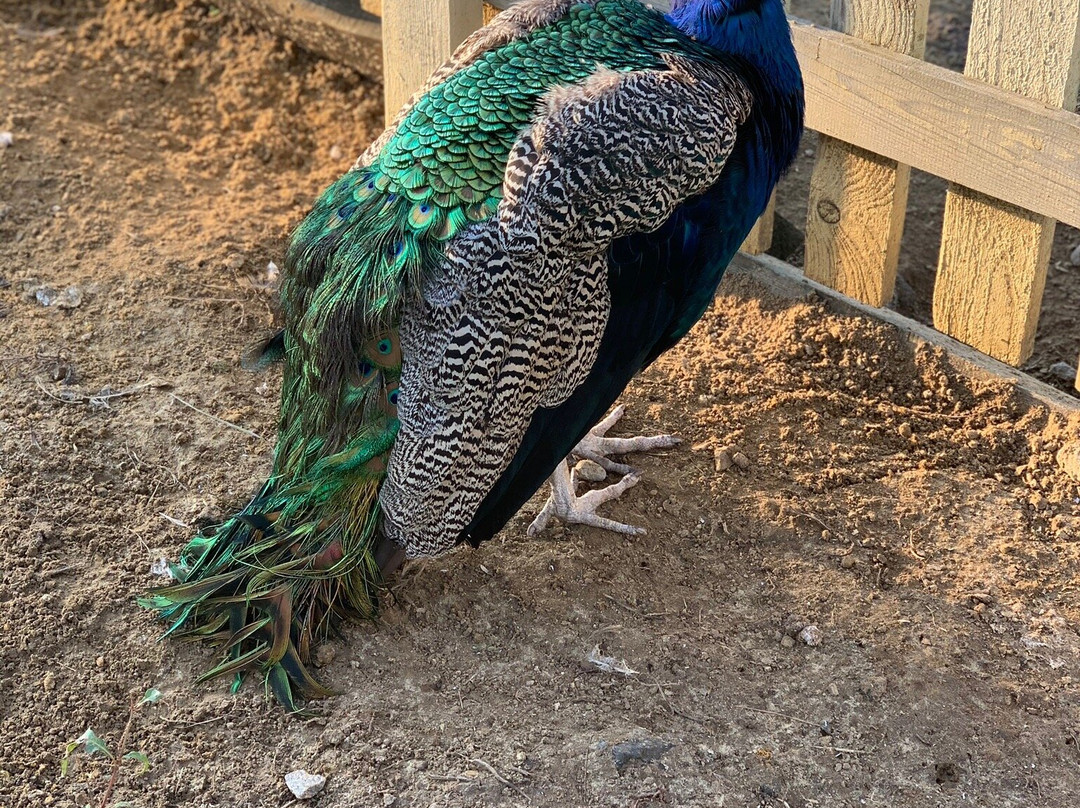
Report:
376,0,1080,391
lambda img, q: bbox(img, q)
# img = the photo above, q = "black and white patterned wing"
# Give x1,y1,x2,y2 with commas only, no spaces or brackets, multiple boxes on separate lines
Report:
380,55,753,557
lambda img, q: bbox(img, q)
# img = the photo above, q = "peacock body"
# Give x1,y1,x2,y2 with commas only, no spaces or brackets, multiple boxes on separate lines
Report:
143,0,804,710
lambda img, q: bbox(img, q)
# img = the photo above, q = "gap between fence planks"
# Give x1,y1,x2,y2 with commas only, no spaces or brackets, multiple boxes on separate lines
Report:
932,1,1080,367
803,0,929,308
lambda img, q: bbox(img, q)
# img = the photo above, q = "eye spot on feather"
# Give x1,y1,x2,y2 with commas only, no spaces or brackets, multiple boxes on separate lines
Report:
358,359,375,378
377,338,393,355
353,179,378,202
408,202,436,229
380,381,401,416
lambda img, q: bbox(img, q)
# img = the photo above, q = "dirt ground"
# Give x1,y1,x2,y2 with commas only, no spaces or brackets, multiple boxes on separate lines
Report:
2,2,1080,807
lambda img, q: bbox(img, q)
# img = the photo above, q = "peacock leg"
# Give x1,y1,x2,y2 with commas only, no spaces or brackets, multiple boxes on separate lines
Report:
527,459,645,537
374,536,406,577
571,404,680,475
527,405,680,537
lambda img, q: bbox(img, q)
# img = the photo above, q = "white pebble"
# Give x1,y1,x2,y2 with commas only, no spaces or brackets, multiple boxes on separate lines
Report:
150,557,175,579
285,770,326,800
574,459,607,482
798,625,823,647
0,132,12,148
329,144,343,161
1070,243,1080,267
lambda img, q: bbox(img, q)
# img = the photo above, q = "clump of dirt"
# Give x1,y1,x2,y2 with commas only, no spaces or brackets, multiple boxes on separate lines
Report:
2,2,1080,807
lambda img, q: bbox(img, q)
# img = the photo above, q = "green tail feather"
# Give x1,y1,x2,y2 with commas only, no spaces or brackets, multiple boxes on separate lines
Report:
141,395,400,712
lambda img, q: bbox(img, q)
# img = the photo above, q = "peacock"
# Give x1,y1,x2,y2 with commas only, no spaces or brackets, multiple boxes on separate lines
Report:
142,0,804,710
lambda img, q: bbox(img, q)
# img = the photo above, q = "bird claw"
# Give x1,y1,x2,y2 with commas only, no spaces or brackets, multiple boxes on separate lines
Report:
527,463,645,537
527,406,679,537
572,404,681,474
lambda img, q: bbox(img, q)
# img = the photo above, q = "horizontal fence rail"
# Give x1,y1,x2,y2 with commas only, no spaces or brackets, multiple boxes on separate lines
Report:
797,23,1080,231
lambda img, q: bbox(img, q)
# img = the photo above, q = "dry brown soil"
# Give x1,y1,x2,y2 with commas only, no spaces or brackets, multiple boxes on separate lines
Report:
3,2,1080,807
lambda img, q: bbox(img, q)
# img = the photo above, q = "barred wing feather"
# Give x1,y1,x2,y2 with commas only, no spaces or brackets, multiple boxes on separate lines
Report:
381,55,753,557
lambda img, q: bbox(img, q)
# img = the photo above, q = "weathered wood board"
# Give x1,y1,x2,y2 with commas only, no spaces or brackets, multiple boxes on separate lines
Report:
932,0,1080,366
804,0,929,308
381,0,483,123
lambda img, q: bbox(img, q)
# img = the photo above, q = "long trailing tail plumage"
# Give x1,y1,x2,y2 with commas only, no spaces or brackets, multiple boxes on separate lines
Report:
139,327,403,711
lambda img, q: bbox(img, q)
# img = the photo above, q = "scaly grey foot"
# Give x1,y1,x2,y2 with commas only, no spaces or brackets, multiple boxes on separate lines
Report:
573,404,681,475
527,460,645,536
527,406,680,537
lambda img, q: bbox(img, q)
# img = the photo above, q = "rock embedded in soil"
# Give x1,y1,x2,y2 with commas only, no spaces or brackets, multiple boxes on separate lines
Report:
574,459,607,482
285,770,326,800
798,625,823,647
612,739,674,772
714,448,734,472
1057,441,1080,483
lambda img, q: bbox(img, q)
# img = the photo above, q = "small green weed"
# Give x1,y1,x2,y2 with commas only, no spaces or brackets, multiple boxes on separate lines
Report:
60,688,163,808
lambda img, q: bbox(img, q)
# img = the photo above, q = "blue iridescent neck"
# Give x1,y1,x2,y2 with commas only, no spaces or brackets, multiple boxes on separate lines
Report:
666,0,802,95
666,0,804,184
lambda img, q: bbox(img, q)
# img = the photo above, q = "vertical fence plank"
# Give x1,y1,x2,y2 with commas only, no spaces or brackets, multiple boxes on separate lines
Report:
804,0,929,307
933,0,1080,366
740,193,776,256
381,0,484,124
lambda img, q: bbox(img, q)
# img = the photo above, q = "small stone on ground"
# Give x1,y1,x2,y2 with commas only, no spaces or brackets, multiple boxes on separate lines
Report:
285,770,326,800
